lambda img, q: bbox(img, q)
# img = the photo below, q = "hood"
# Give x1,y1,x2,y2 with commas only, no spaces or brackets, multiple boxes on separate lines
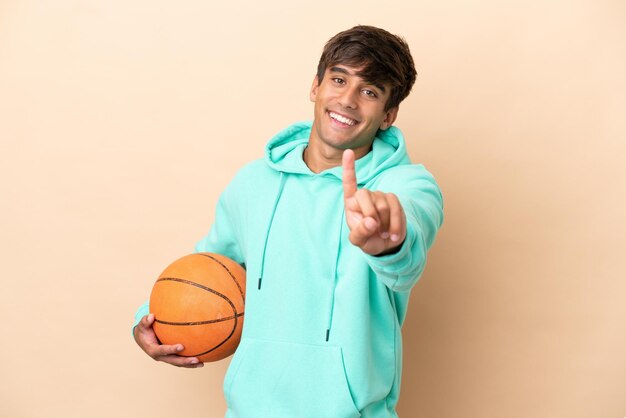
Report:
264,121,411,184
260,120,413,342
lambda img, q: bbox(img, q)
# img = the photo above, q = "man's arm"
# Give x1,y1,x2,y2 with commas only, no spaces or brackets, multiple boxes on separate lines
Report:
133,174,246,367
342,149,443,291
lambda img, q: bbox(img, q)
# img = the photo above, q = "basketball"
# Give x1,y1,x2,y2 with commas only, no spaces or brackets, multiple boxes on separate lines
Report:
150,252,246,362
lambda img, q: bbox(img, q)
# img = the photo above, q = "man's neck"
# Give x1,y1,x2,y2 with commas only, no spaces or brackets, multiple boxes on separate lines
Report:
303,146,341,173
303,139,371,174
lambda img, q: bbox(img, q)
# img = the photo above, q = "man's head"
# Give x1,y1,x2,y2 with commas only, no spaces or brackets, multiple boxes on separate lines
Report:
316,25,417,112
306,26,417,162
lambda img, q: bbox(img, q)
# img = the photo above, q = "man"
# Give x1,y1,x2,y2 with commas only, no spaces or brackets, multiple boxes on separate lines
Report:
134,25,443,417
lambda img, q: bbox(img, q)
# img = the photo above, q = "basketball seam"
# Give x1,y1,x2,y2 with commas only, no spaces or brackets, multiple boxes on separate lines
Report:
155,273,242,359
197,253,245,304
154,312,244,326
192,253,245,358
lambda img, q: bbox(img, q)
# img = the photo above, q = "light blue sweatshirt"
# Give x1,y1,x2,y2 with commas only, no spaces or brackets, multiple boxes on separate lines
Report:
134,121,443,417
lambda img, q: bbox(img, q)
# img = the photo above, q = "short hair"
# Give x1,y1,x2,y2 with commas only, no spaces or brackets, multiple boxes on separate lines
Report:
316,25,417,111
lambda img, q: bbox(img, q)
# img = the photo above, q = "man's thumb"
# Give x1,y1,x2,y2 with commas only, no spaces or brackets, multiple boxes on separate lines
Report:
141,313,155,328
349,217,379,247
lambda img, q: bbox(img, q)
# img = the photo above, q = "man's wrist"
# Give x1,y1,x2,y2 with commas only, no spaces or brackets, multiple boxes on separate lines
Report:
374,240,405,257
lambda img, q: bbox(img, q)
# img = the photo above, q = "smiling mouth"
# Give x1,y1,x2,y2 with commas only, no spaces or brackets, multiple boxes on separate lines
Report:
328,111,358,126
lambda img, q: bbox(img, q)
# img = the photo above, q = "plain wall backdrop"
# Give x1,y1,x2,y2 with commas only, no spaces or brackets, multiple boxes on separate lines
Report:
1,0,625,417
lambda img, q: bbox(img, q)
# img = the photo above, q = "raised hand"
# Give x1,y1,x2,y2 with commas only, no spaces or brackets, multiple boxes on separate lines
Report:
342,149,407,256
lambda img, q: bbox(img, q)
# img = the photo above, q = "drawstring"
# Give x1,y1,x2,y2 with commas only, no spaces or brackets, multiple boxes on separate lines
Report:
325,209,345,342
258,172,287,290
256,171,343,343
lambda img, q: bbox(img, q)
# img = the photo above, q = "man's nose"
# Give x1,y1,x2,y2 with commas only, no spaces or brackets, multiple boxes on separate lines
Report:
338,87,359,109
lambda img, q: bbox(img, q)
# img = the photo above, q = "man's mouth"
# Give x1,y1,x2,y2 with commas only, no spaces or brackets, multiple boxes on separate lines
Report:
328,111,358,126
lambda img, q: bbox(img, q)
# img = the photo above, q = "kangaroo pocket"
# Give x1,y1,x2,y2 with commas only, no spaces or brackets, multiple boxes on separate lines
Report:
224,338,361,418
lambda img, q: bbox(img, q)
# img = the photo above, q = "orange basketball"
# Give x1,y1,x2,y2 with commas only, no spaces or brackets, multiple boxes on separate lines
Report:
150,252,246,362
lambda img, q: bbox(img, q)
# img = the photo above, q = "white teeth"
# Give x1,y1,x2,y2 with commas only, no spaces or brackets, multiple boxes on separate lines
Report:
329,112,356,126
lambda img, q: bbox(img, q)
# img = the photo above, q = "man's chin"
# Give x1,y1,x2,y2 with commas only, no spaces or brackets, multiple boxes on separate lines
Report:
322,137,355,150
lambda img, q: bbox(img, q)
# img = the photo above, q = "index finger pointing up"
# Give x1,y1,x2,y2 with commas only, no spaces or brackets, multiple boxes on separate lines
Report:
342,149,358,200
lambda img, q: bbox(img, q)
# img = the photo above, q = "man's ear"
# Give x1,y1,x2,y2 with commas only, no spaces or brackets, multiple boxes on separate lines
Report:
379,107,399,130
310,75,320,102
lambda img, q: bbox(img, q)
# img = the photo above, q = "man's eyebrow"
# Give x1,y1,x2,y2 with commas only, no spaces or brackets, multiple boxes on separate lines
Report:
329,66,387,93
372,83,386,93
329,66,352,75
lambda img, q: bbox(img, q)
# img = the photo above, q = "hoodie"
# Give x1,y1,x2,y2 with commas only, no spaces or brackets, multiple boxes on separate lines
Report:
134,121,443,418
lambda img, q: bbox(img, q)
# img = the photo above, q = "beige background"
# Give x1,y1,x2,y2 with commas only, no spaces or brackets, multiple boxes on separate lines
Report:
1,0,625,417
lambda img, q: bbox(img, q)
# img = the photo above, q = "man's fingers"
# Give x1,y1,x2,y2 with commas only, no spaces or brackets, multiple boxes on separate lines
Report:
152,343,185,357
135,314,203,369
134,314,160,348
158,354,204,368
345,196,361,214
150,344,203,367
373,192,391,238
354,189,379,223
387,193,406,243
342,149,358,200
139,313,154,329
354,190,392,239
348,216,379,247
343,182,407,253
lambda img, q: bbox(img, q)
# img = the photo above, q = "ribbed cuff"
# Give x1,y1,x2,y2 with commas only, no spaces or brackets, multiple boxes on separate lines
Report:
131,301,150,337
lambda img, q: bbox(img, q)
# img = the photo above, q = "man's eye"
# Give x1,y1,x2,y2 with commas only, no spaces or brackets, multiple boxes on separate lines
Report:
332,78,345,84
362,89,377,98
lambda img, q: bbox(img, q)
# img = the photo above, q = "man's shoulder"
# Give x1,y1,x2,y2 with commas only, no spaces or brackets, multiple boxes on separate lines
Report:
226,158,277,191
375,161,434,181
236,158,269,177
369,161,440,196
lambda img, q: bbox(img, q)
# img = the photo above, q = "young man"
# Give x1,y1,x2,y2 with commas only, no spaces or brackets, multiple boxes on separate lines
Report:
134,25,443,417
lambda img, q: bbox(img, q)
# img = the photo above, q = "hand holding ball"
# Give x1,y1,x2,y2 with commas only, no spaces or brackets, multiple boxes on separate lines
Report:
150,253,246,362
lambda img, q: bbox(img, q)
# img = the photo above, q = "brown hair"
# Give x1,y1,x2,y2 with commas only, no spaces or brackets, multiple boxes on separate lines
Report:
316,25,417,111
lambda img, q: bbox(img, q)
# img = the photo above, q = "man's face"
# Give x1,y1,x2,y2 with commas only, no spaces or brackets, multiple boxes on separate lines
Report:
309,65,398,155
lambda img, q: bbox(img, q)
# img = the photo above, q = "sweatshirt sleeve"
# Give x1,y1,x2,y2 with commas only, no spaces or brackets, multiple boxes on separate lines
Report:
194,189,246,266
131,172,247,336
131,301,150,334
363,164,443,292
